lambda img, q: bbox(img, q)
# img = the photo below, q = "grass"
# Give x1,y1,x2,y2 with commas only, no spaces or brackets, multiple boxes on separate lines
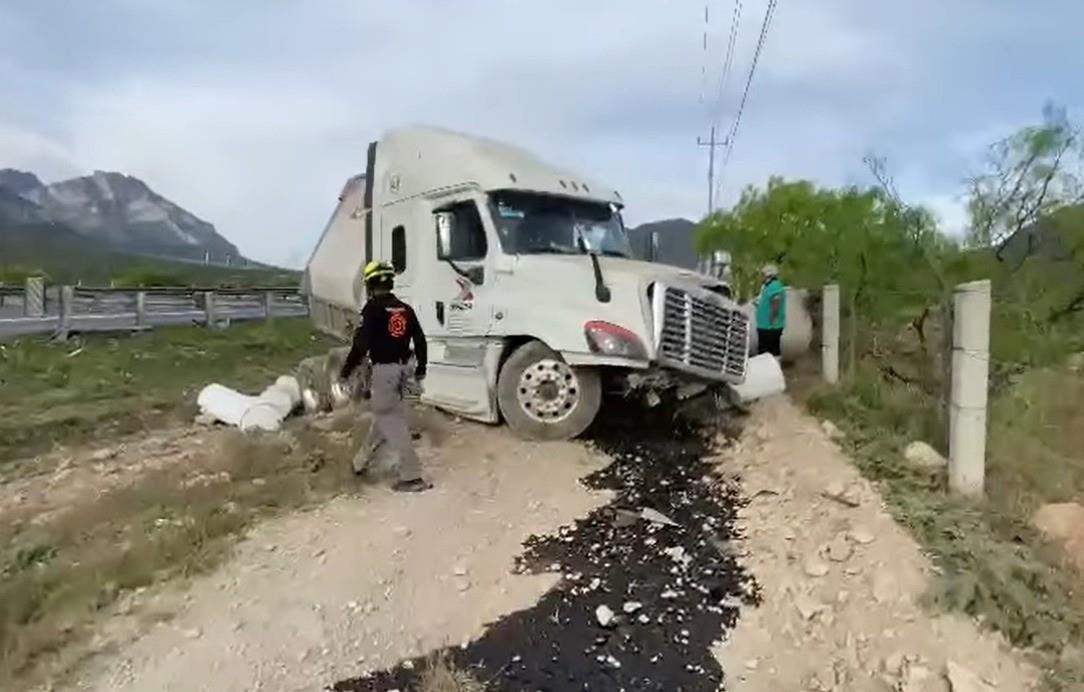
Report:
0,419,363,687
418,654,487,692
800,362,1084,689
0,318,360,686
0,318,335,469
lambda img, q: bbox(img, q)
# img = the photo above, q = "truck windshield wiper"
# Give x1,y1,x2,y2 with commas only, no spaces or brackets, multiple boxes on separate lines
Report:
520,244,579,255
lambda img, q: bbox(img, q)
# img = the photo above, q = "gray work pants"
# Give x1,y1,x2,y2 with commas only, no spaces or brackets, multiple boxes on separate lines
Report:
352,362,422,482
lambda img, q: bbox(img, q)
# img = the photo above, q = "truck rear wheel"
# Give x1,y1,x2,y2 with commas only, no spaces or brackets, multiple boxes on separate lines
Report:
497,341,601,441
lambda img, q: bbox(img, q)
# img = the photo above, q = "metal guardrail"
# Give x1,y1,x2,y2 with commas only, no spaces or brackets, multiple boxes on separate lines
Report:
0,285,308,340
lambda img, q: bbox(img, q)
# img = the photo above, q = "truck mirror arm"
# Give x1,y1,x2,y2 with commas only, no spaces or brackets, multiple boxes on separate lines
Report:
575,233,611,304
444,258,485,286
590,252,611,303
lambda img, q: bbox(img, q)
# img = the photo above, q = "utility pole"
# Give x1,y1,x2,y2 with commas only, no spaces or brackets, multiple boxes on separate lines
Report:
697,126,728,216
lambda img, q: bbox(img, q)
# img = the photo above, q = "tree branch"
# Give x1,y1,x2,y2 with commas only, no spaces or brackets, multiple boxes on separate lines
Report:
1049,289,1084,323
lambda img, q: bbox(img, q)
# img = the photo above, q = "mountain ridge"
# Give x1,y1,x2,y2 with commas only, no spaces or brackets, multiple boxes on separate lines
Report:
0,167,244,265
627,217,700,270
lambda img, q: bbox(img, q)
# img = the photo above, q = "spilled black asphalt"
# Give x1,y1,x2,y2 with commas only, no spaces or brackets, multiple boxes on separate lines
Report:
332,402,758,691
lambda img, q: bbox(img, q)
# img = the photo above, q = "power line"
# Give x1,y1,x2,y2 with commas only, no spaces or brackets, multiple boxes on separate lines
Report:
698,4,709,105
714,0,743,130
715,0,778,204
698,3,723,215
700,0,742,218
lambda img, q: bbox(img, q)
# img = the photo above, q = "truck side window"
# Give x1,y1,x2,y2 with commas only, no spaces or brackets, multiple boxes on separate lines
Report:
391,225,407,273
444,202,487,260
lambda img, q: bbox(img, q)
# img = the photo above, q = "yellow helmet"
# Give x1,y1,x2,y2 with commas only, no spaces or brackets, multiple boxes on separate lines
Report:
362,260,395,283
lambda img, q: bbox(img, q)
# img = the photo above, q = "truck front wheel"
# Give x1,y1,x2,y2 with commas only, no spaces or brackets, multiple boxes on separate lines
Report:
497,341,601,441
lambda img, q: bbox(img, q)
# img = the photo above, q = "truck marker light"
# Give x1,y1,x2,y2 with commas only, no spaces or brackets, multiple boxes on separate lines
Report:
584,320,647,360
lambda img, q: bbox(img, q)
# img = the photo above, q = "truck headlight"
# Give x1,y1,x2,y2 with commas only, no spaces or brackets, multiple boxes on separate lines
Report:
584,320,648,360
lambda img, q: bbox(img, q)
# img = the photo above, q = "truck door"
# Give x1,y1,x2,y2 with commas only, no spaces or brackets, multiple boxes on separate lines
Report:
419,194,502,422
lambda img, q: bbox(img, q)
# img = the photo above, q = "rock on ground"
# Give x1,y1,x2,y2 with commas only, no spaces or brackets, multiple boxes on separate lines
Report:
904,440,948,470
1032,502,1084,574
820,420,845,441
712,396,1038,691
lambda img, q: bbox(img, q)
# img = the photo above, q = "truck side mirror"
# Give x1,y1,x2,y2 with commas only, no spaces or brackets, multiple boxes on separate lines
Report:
435,212,455,260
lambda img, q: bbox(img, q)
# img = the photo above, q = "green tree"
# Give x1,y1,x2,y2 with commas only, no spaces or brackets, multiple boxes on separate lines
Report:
967,102,1083,248
696,178,950,370
0,265,49,284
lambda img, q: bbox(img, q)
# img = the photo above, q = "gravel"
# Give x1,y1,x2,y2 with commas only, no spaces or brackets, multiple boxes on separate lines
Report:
332,401,759,691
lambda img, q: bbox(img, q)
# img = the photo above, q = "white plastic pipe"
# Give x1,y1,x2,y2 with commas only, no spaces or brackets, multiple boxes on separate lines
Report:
728,353,786,403
197,375,302,432
196,384,255,427
949,280,990,497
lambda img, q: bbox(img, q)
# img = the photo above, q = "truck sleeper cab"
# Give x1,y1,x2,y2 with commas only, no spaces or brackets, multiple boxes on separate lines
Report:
303,126,749,440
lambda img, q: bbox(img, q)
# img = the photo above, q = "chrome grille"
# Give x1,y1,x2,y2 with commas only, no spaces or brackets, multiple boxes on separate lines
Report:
656,285,748,382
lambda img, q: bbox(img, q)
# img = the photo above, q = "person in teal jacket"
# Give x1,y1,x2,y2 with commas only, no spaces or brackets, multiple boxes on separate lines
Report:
755,263,786,357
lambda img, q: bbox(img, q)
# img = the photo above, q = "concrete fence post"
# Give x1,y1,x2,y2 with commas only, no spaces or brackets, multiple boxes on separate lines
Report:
57,285,74,340
24,277,45,318
821,284,840,384
135,291,147,329
949,279,991,497
204,291,218,329
263,291,274,321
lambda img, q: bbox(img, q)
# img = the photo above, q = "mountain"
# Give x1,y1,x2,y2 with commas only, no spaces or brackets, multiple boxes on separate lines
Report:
0,169,45,197
626,218,700,270
0,168,243,265
0,187,49,224
997,204,1084,267
0,217,297,287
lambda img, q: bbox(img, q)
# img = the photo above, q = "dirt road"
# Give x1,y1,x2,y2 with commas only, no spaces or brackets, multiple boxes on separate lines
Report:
53,395,1038,691
713,397,1038,691
66,419,610,692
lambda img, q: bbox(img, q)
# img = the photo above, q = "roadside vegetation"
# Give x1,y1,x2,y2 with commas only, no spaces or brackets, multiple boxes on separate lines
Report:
0,319,330,471
0,227,300,288
418,655,487,692
0,420,361,687
697,103,1084,687
0,319,360,686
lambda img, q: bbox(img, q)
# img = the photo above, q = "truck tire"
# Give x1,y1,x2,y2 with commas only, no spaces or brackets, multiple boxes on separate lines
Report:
497,341,601,441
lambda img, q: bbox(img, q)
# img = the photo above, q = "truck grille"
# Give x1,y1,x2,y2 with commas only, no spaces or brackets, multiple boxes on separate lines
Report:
656,285,749,382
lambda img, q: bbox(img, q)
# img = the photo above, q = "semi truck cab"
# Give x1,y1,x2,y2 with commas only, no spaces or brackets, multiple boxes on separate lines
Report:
304,126,750,440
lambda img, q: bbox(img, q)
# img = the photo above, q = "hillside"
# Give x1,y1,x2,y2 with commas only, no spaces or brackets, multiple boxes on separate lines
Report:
627,218,700,269
0,168,243,265
0,220,297,287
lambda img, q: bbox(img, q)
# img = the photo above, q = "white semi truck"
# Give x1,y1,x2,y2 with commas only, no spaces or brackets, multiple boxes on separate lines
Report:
303,126,751,440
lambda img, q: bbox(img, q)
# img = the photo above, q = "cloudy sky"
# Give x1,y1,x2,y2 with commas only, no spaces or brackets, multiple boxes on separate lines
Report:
1,1,1081,267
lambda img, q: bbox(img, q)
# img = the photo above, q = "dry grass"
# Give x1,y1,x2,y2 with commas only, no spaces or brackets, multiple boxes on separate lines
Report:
418,653,487,692
0,421,361,688
803,361,1084,689
986,366,1084,523
0,319,332,469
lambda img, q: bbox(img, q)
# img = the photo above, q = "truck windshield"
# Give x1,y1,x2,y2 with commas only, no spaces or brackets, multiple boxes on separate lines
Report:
489,191,633,258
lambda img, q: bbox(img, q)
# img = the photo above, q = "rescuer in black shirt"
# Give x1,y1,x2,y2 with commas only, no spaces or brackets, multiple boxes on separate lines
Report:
338,261,430,492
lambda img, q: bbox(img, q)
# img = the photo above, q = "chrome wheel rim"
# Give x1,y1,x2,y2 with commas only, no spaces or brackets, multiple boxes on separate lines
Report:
516,359,580,424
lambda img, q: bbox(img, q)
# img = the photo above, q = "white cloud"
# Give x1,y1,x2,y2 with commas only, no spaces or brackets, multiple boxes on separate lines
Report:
1,0,1082,266
0,122,80,182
